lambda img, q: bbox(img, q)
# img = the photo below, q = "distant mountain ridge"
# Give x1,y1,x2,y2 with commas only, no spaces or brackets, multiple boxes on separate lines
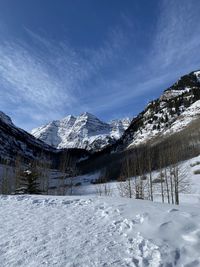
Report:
0,111,89,166
31,112,131,151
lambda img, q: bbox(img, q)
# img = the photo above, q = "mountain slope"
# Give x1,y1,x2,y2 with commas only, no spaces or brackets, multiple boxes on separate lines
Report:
31,112,131,151
113,70,200,151
0,112,88,166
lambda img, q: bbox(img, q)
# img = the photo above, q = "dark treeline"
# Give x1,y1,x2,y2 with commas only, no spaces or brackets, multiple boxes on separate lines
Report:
0,147,89,170
78,118,200,181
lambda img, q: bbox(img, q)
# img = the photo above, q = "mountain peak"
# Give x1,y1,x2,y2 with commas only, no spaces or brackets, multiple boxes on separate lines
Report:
62,114,76,120
79,112,98,119
60,115,76,123
31,112,130,151
160,71,200,101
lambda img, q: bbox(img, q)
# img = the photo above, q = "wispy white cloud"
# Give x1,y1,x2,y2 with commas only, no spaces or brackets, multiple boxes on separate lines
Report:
0,24,129,129
91,0,200,115
0,39,76,117
150,0,200,73
1,1,200,130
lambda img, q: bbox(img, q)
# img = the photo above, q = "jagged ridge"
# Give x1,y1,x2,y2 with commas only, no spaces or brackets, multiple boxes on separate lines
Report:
31,112,131,151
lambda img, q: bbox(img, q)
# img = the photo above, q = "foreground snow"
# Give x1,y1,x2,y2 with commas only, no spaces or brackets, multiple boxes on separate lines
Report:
0,195,199,267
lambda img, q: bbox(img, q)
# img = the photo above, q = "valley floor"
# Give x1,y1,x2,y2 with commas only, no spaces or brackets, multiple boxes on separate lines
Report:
0,194,200,267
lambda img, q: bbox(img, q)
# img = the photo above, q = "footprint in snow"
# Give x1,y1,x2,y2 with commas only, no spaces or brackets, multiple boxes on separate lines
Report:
61,199,80,205
159,221,173,229
32,199,44,205
113,218,134,232
168,208,179,213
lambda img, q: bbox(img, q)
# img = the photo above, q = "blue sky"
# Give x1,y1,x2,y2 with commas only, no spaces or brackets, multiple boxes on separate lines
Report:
0,0,200,130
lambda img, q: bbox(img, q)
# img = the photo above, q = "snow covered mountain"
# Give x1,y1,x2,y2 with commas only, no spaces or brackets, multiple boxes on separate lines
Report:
113,70,200,151
0,111,88,165
31,112,131,151
0,111,54,159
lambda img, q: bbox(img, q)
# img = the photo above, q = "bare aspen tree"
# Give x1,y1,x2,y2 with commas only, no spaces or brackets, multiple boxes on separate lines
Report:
172,162,189,205
169,165,174,204
96,182,112,197
162,147,170,204
38,154,51,195
169,163,179,205
59,151,71,195
118,150,148,200
59,151,78,196
1,162,10,194
96,184,103,196
126,157,133,198
136,150,145,200
103,183,112,196
174,165,179,205
167,141,189,205
68,162,77,195
14,154,23,192
133,162,140,199
118,154,135,198
171,143,181,205
147,147,153,201
164,167,170,204
158,153,165,203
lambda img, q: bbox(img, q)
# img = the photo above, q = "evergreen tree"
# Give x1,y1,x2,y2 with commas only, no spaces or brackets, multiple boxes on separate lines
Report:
18,164,41,194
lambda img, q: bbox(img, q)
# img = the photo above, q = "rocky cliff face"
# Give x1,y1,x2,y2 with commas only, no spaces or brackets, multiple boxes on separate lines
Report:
31,112,131,151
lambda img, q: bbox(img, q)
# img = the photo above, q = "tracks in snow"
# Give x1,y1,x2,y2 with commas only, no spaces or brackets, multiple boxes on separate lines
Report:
0,195,161,267
1,195,199,266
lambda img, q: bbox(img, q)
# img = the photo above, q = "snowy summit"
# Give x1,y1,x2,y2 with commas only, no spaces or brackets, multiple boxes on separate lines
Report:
31,112,131,151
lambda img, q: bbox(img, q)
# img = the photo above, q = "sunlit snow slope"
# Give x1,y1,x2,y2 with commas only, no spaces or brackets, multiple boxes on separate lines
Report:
113,70,200,150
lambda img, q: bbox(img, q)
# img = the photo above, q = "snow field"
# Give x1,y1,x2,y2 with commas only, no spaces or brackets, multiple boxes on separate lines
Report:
0,195,200,267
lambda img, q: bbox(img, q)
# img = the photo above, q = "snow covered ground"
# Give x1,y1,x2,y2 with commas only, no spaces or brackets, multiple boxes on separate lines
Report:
1,154,200,266
65,154,200,204
0,194,200,267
